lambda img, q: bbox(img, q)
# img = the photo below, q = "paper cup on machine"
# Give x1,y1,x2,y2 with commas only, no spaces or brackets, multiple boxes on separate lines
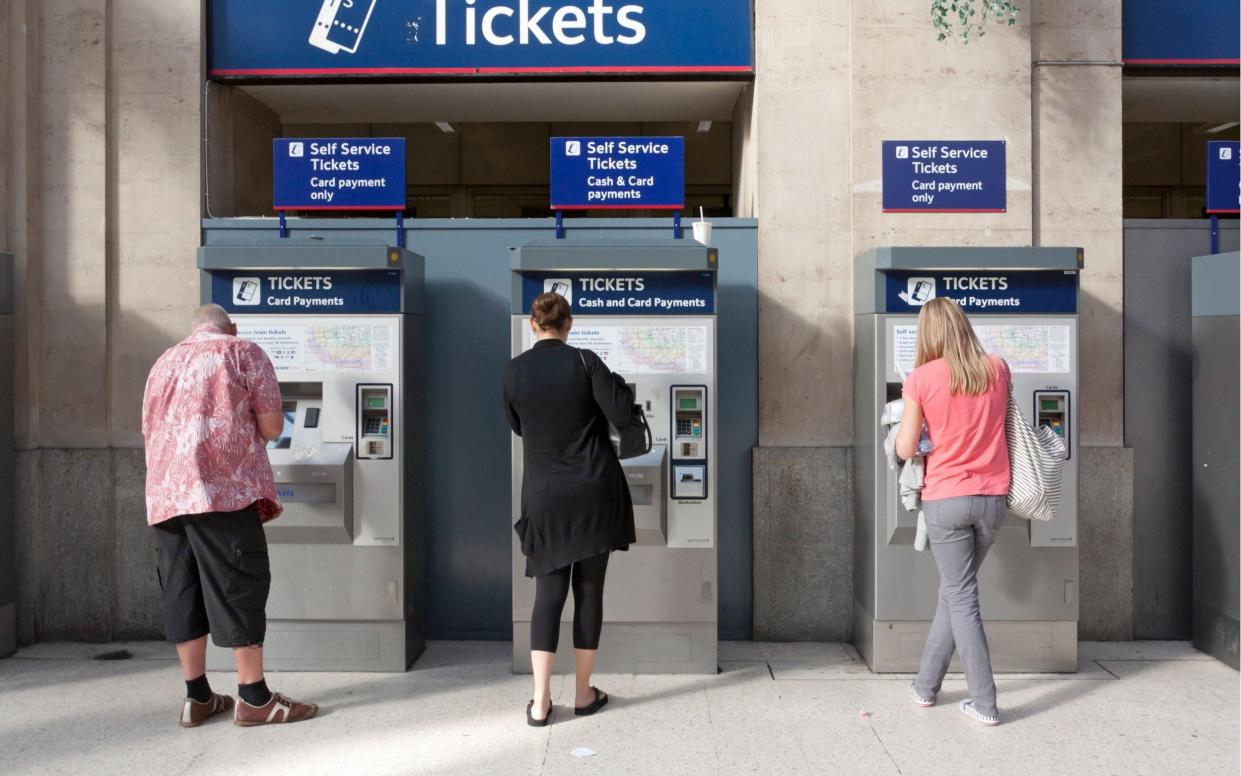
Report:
692,220,713,246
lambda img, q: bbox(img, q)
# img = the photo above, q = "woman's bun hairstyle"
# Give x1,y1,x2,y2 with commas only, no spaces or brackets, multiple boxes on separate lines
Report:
531,291,572,332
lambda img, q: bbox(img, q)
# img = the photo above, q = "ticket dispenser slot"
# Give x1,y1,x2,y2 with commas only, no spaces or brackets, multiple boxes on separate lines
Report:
670,386,708,500
622,446,668,545
357,384,394,460
1034,390,1071,460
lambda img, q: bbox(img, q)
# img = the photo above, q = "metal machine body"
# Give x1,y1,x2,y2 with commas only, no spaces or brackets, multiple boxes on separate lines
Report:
199,244,425,672
510,242,719,674
854,247,1082,673
0,254,14,657
1191,251,1239,668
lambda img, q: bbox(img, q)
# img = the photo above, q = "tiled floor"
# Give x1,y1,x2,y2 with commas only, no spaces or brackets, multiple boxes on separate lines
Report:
0,640,1236,775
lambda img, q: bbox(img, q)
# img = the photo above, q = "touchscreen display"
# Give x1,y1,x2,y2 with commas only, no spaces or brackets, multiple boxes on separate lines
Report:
268,403,296,450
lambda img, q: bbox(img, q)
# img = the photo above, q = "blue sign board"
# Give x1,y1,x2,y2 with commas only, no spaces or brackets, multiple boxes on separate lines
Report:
273,138,406,211
882,141,1006,213
209,0,753,78
1123,0,1240,64
520,271,714,314
883,270,1077,315
1206,141,1240,214
550,137,684,210
211,270,403,314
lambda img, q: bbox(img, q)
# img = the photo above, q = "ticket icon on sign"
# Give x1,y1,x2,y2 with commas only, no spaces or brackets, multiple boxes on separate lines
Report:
309,0,377,55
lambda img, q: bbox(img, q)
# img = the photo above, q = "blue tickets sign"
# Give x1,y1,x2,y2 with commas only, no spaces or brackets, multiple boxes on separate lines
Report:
550,137,684,210
882,141,1006,213
209,0,753,78
1206,141,1240,214
1123,0,1240,64
520,271,714,314
210,270,403,314
273,138,406,211
883,270,1077,315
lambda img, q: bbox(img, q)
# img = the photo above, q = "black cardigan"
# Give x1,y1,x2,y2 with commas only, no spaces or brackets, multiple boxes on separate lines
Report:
503,339,636,577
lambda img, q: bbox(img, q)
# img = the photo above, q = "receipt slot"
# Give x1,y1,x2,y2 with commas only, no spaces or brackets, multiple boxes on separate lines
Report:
198,244,425,672
854,247,1082,673
510,241,719,674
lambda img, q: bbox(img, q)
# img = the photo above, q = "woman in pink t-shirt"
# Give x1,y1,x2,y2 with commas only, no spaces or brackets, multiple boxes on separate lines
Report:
896,297,1011,727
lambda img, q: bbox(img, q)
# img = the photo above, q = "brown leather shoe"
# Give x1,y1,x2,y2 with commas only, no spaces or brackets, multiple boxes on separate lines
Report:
233,691,319,726
179,693,234,728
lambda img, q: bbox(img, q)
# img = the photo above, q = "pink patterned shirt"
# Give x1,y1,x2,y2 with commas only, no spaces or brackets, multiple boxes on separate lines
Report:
142,324,284,526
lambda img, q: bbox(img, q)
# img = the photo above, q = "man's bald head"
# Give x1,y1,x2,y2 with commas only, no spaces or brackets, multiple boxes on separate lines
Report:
191,304,234,333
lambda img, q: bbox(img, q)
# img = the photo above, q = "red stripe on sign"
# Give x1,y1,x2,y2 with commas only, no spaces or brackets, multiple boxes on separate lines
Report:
883,208,1007,213
275,205,405,211
1206,209,1241,214
211,65,754,76
552,204,684,210
1123,58,1241,65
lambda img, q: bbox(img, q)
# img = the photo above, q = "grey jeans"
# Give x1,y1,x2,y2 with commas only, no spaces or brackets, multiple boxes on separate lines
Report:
913,495,1006,717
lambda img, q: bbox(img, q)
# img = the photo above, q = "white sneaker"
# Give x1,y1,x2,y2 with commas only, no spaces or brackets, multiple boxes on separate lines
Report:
959,700,999,726
911,683,936,708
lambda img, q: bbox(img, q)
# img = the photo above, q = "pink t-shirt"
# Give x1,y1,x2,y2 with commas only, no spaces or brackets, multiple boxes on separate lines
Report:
141,324,284,526
903,355,1011,501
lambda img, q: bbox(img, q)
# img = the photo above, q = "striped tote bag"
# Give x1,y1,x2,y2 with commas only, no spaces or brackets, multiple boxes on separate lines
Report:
1005,387,1066,522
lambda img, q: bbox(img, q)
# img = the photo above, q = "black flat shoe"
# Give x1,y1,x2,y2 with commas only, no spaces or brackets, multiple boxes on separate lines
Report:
526,699,553,727
574,687,608,716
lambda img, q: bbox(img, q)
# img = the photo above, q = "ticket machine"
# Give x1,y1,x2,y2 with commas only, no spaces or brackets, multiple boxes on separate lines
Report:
510,241,718,674
1191,251,1239,668
199,244,425,671
0,253,14,657
854,247,1081,672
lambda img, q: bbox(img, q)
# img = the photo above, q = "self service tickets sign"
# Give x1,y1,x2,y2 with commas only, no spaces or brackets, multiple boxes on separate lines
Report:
550,137,684,210
882,140,1006,213
273,138,406,210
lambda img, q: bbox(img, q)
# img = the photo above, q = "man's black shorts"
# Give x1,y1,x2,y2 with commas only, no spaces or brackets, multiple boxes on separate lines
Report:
153,505,270,648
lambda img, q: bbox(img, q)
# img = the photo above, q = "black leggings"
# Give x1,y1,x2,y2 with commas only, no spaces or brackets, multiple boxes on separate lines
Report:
530,552,610,653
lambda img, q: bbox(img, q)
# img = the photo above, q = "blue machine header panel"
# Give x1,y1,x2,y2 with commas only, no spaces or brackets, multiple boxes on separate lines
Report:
210,270,403,314
883,270,1078,315
520,271,714,314
208,0,754,78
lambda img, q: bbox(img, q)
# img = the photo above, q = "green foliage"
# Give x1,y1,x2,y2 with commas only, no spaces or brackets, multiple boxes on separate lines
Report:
931,0,1020,43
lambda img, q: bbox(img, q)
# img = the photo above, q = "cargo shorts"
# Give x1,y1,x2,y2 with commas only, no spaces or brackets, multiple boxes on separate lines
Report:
152,505,271,648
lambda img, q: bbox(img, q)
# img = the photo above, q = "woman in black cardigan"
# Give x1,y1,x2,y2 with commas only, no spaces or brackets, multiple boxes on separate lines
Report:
503,292,636,726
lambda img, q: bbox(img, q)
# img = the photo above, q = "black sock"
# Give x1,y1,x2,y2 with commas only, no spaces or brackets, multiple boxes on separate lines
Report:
238,679,272,707
185,674,213,704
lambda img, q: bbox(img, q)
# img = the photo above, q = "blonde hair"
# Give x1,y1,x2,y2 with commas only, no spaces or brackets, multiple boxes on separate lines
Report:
915,297,994,396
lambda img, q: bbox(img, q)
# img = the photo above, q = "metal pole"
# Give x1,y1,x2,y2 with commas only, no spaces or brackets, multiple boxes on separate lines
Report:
673,210,682,239
555,211,565,240
1210,214,1220,254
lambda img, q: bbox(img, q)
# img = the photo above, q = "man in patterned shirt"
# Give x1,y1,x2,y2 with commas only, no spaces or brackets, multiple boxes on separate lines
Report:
142,304,318,728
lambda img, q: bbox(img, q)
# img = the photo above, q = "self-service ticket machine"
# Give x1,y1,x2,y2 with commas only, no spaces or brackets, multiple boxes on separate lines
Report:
510,242,718,674
854,247,1081,672
0,254,14,657
199,244,425,672
1190,251,1239,668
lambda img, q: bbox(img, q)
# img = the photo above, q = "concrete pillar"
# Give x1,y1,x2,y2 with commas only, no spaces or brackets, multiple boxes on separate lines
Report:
749,0,854,640
1032,0,1132,640
4,0,202,643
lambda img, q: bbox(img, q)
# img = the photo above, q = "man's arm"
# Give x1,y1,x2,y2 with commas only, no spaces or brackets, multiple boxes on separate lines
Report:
241,342,285,442
256,411,285,442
